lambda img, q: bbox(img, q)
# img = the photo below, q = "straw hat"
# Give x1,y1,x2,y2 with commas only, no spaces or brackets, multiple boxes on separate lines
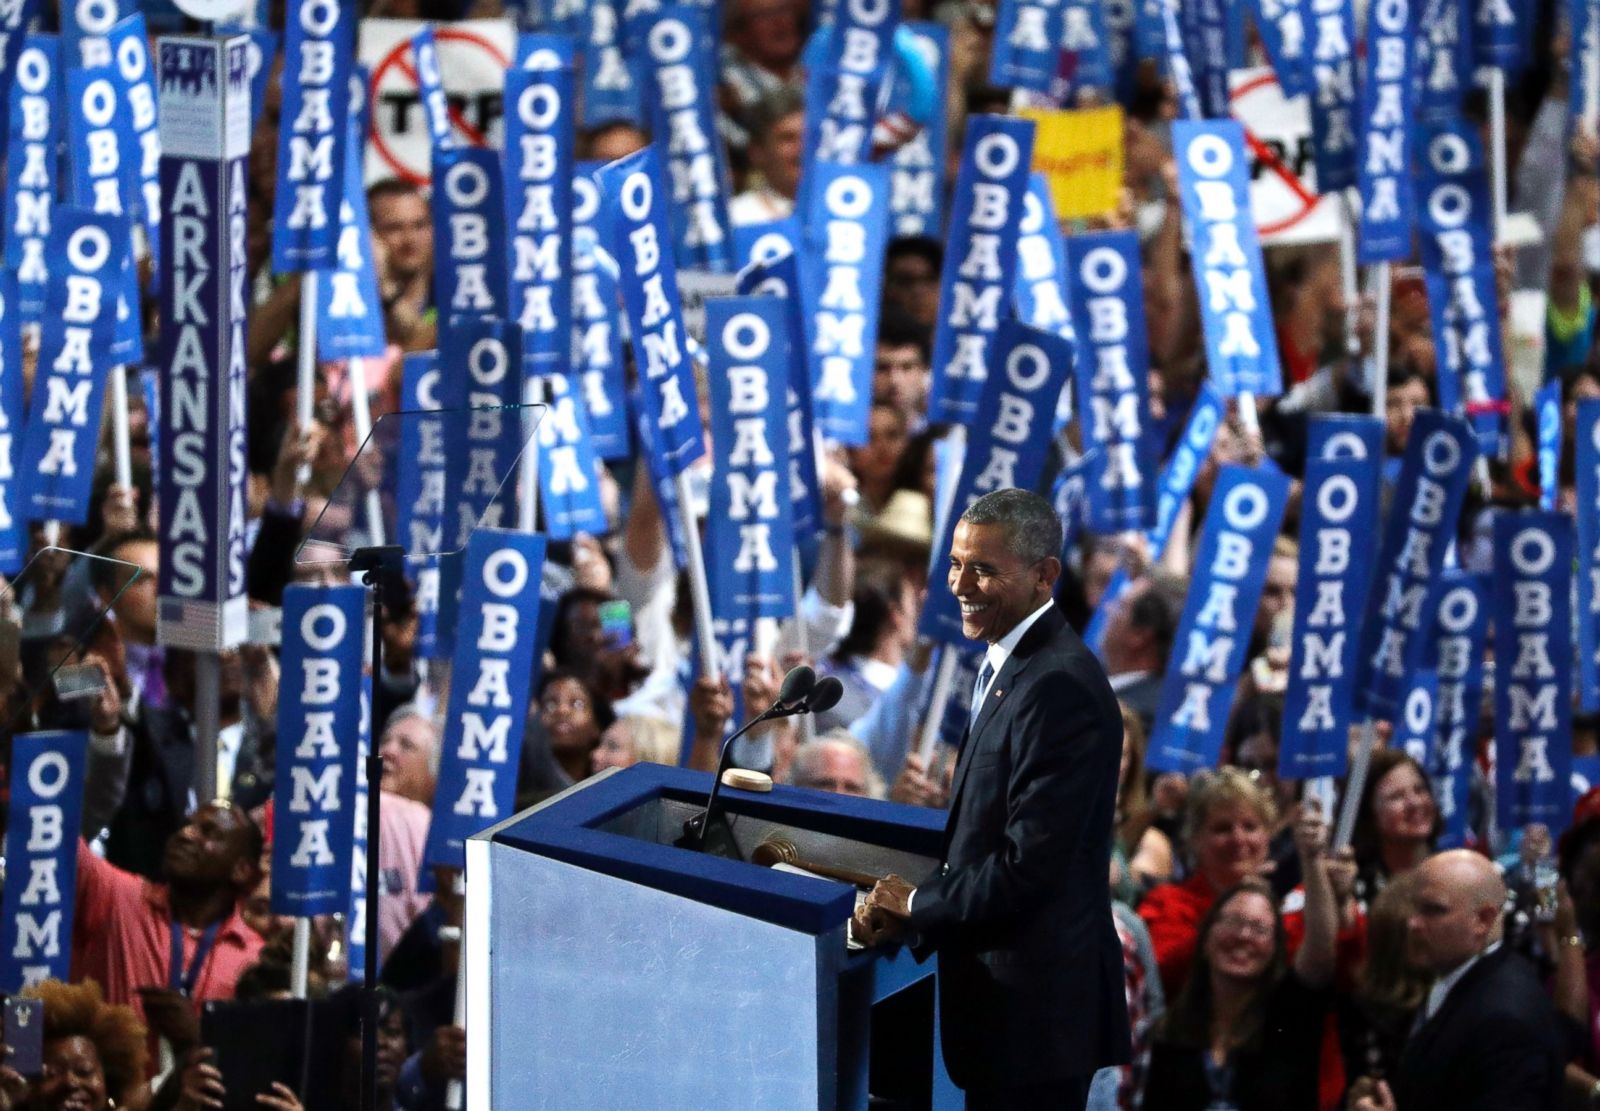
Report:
858,489,934,554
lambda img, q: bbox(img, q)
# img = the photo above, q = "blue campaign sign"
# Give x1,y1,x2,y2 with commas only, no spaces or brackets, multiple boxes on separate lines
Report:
19,210,119,525
599,147,706,475
889,21,949,237
929,116,1035,425
271,0,353,274
108,14,160,264
803,0,900,177
705,297,796,621
732,217,798,271
1493,512,1575,833
919,321,1073,646
1307,412,1385,461
218,24,278,133
1393,670,1442,768
992,0,1059,90
505,48,575,375
535,373,608,539
1427,571,1489,847
433,146,509,323
1307,0,1358,193
803,160,892,446
426,529,548,869
439,320,527,551
60,0,127,67
1473,0,1523,70
316,125,387,360
577,0,641,128
1357,0,1418,264
1354,408,1478,721
272,585,365,916
0,277,25,572
1189,0,1230,117
571,165,631,460
1148,465,1290,773
5,34,59,321
1279,455,1381,779
345,674,373,982
1417,0,1473,124
1159,0,1202,120
1066,230,1156,533
1015,175,1076,346
1173,120,1282,399
0,731,87,991
1536,379,1561,511
1579,399,1600,711
397,354,446,662
155,36,252,654
1249,0,1310,97
1051,448,1095,566
1060,0,1114,95
0,0,41,145
411,24,452,150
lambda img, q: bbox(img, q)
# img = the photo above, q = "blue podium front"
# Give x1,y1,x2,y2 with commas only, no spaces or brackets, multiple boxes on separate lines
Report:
463,763,962,1109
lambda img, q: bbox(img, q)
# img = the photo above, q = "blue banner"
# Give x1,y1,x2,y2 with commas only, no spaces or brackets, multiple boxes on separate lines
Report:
1417,122,1508,458
316,125,387,360
345,674,373,982
803,160,892,445
1060,0,1114,95
1580,399,1600,711
411,24,452,150
5,34,59,321
919,321,1073,645
634,396,691,571
1493,511,1574,833
426,529,547,869
1159,0,1202,120
0,0,40,143
1173,120,1282,399
505,48,575,375
1066,230,1156,533
219,24,277,134
1536,379,1561,511
19,211,118,525
1190,0,1230,117
433,146,509,323
929,116,1035,425
441,320,526,548
1356,0,1418,264
0,731,87,991
1473,0,1523,70
889,22,949,237
60,0,124,67
271,585,364,916
1250,0,1310,97
397,353,445,660
271,0,353,273
535,373,607,539
1051,448,1095,564
578,0,641,128
803,0,900,173
992,0,1060,90
1015,175,1075,342
108,14,160,268
1417,0,1472,125
705,297,796,620
1307,412,1385,460
599,147,706,475
1279,455,1382,778
571,165,631,460
0,277,24,572
1148,465,1290,772
65,66,142,365
1354,408,1478,720
1575,0,1600,137
1428,571,1490,847
1307,0,1358,193
733,218,798,271
1393,669,1441,767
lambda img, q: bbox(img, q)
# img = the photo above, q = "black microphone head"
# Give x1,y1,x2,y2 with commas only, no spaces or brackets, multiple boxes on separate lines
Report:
777,665,817,705
805,676,845,715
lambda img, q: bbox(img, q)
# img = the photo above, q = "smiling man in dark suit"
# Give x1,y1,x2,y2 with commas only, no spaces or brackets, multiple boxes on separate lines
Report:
855,488,1131,1110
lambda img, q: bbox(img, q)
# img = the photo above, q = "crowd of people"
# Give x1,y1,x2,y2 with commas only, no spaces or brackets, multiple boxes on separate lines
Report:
0,0,1596,1108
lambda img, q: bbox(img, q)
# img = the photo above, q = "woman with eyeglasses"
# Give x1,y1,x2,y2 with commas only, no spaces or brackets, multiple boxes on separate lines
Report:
1141,812,1345,1111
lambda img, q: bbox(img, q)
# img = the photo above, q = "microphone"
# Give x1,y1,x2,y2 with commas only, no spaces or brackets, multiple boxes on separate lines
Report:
680,664,820,857
803,676,844,716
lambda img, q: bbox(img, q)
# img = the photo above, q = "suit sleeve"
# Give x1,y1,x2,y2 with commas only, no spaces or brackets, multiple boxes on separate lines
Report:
907,668,1117,946
1461,1013,1567,1111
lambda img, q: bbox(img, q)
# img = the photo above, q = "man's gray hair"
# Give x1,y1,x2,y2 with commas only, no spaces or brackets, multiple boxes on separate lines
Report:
960,489,1063,565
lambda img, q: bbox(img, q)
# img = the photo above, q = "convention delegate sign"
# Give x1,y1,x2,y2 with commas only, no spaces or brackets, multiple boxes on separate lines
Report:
1173,120,1282,399
1159,0,1202,121
504,41,574,375
534,374,607,539
60,0,127,67
107,14,160,275
271,0,353,273
1353,409,1478,721
410,24,451,150
580,0,640,128
1579,399,1600,711
396,353,445,661
992,0,1061,90
1279,454,1381,778
919,321,1073,645
154,37,251,653
0,731,87,991
65,65,142,364
1417,0,1472,125
1307,0,1358,194
1536,379,1561,511
0,0,41,142
0,277,26,572
17,209,118,525
1392,670,1441,767
433,146,509,324
571,164,630,460
804,160,892,446
1015,175,1075,344
1356,0,1417,263
600,147,706,476
1493,512,1574,833
425,529,547,869
928,116,1035,425
1250,0,1311,98
345,675,373,982
804,0,900,173
888,22,948,237
1427,571,1489,846
705,297,795,621
271,585,364,916
316,125,387,360
5,34,60,321
440,320,525,549
1065,230,1156,533
1147,464,1290,772
1473,0,1524,70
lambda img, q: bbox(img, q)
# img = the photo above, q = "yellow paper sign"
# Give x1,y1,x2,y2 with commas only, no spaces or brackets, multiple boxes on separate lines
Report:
1020,106,1125,221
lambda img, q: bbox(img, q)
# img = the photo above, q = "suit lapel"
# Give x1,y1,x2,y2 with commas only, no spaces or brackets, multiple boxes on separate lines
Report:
1409,948,1504,1059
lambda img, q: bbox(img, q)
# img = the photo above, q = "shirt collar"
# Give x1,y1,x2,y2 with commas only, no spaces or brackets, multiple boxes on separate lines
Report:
144,882,256,946
1109,669,1152,692
1424,940,1501,1021
983,599,1055,676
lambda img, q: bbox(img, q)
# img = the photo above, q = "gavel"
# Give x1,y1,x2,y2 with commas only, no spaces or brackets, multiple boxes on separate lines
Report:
752,836,883,890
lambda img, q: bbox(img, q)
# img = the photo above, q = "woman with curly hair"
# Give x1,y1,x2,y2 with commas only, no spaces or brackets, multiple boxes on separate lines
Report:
22,979,148,1110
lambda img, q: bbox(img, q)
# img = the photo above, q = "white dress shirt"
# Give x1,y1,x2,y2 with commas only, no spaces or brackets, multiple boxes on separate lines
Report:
1422,940,1501,1025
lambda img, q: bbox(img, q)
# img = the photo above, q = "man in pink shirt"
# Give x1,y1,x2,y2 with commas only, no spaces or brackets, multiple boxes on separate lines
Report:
72,801,265,1024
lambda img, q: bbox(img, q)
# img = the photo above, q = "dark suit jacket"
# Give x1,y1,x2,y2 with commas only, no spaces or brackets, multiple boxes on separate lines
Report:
908,603,1132,1090
1393,947,1565,1111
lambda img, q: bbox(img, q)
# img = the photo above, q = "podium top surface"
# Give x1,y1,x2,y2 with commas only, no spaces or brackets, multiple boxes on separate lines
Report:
486,764,946,935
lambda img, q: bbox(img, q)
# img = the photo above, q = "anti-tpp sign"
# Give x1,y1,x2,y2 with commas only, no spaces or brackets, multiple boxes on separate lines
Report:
155,36,251,652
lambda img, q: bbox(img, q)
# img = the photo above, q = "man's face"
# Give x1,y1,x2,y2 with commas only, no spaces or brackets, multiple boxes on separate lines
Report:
728,0,803,68
884,255,941,327
874,342,929,418
370,192,432,281
163,802,251,888
755,111,805,200
947,520,1054,644
1385,378,1430,453
802,744,870,796
109,539,160,643
1409,864,1494,973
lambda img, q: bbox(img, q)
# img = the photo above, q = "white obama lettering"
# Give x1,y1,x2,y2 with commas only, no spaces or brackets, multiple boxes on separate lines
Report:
453,548,531,819
941,130,1023,390
1431,582,1481,820
37,223,112,482
571,177,618,426
816,0,893,160
535,374,591,498
646,17,725,250
1368,428,1461,679
1359,0,1410,230
814,173,878,411
961,341,1051,496
721,311,782,574
1294,471,1360,734
70,0,115,66
510,73,565,341
10,43,55,289
1505,527,1559,786
287,602,349,869
75,75,124,217
1078,243,1144,497
619,169,692,433
12,748,71,985
1310,0,1357,162
442,157,495,313
1015,189,1071,335
1422,130,1497,416
1182,132,1265,361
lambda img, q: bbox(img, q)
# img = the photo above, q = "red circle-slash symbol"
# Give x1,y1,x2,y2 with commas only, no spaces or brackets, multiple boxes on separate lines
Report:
368,27,510,186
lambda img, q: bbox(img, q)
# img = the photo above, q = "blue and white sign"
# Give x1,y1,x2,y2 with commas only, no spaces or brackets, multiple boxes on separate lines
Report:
1159,0,1202,120
535,373,607,539
578,0,641,128
1051,449,1095,564
1417,0,1473,124
1536,379,1561,511
889,22,948,237
0,277,25,572
1307,0,1358,193
0,731,86,991
1357,0,1417,263
397,354,445,661
1579,399,1600,711
426,529,547,869
929,116,1035,425
992,0,1061,90
505,47,575,374
411,24,452,150
433,146,509,323
1014,176,1075,343
440,320,526,548
1493,512,1574,833
1307,411,1385,461
1427,571,1488,846
108,14,160,263
1251,0,1310,97
1393,669,1441,767
316,125,387,360
571,165,630,460
1473,0,1524,70
271,0,353,273
804,0,900,170
5,34,59,320
0,0,41,143
60,0,124,67
271,584,364,916
65,66,142,364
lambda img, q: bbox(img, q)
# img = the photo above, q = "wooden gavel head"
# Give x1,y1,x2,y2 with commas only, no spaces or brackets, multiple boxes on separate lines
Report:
751,837,800,868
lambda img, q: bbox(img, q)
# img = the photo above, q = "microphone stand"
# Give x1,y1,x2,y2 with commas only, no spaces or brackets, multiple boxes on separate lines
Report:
678,701,804,859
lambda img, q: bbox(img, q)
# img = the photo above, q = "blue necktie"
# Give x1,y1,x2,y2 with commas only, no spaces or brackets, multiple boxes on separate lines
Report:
969,658,995,733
